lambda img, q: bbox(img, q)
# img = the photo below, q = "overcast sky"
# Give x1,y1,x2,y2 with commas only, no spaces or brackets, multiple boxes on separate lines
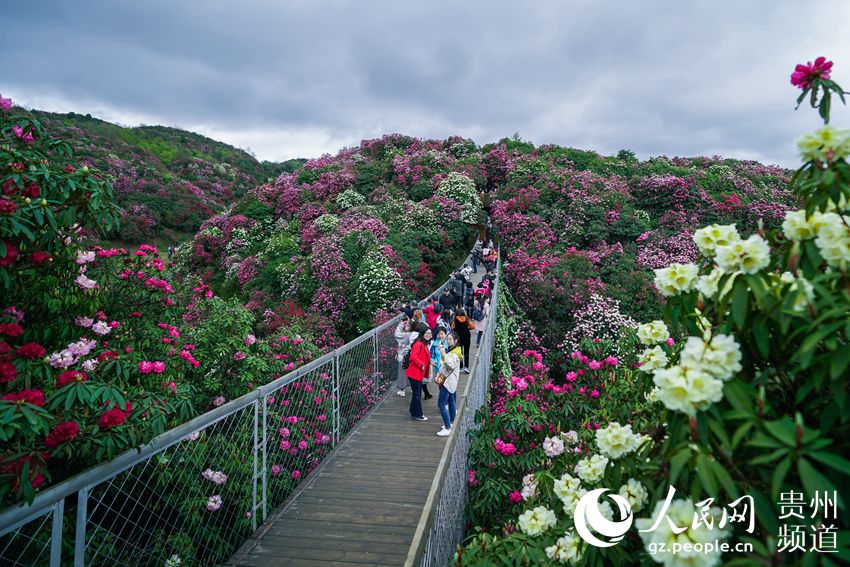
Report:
3,1,849,167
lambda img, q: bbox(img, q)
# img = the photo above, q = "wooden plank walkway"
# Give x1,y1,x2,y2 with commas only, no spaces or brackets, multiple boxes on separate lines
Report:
231,268,487,566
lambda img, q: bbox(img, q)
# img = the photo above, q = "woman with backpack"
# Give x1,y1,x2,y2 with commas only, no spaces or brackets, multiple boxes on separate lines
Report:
405,323,432,421
434,331,463,437
473,296,490,347
451,308,476,374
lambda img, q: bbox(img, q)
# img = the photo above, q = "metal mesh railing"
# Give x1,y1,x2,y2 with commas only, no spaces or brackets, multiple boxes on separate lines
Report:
0,504,60,567
82,404,258,566
0,254,476,567
413,253,500,567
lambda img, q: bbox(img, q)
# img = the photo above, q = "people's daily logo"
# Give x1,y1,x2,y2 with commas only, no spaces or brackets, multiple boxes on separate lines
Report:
574,488,634,547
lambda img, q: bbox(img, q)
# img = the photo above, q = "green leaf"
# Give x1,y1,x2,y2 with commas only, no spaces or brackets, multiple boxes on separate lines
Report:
809,451,850,474
829,344,850,380
763,418,797,447
772,456,792,499
696,452,718,497
749,447,788,465
753,317,769,358
798,458,840,503
732,280,748,330
668,447,691,484
748,432,783,449
711,460,739,499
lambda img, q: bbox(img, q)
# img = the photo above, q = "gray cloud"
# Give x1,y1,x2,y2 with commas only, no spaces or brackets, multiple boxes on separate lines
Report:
2,0,849,166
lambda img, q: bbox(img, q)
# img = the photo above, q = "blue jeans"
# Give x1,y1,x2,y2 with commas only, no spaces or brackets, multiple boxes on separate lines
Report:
472,256,479,273
437,386,457,428
408,378,424,418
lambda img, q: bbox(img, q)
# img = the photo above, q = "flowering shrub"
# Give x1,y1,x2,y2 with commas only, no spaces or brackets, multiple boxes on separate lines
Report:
436,171,481,224
460,58,850,566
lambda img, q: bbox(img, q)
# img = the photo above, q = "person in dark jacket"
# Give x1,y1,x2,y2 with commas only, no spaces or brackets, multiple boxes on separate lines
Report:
452,308,476,374
405,323,432,420
439,288,455,311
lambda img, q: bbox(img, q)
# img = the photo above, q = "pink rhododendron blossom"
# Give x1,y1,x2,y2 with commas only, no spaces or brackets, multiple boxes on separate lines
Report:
91,321,111,335
75,250,96,265
213,396,226,407
244,334,256,346
790,56,833,89
509,491,523,504
234,351,246,361
291,470,302,479
202,469,228,485
206,495,222,512
75,274,98,290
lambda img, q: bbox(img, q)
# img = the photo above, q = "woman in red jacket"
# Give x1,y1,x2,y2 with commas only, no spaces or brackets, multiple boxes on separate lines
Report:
406,324,432,421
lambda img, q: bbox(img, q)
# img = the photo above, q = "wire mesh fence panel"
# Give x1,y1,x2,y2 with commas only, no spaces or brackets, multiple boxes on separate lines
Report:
418,256,500,567
263,359,335,513
376,322,402,395
335,337,380,439
0,507,54,567
81,404,257,567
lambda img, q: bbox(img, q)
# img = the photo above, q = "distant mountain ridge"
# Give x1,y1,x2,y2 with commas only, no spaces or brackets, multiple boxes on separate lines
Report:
28,110,305,243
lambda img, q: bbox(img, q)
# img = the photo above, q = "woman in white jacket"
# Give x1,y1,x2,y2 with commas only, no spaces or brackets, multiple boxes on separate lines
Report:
394,313,414,396
435,332,463,437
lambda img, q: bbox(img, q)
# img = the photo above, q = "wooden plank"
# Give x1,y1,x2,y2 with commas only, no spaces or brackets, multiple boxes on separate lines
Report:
282,507,421,527
263,526,412,545
264,518,414,537
244,545,407,564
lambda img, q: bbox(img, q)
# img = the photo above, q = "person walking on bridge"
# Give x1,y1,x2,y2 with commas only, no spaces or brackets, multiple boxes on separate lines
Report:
435,331,462,437
405,323,432,421
452,308,475,374
394,310,414,397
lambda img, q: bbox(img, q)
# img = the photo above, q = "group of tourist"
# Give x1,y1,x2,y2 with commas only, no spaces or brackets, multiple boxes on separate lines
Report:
471,237,497,274
394,240,496,437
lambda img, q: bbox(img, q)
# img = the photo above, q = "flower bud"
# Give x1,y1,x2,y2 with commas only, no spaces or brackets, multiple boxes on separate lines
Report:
24,197,31,205
40,199,47,206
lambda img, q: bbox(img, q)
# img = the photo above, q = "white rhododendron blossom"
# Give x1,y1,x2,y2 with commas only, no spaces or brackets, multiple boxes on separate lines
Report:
574,454,609,483
619,478,648,511
545,532,582,565
814,216,850,270
652,365,724,416
779,272,815,312
653,263,699,297
714,234,771,274
679,334,743,381
645,386,662,403
637,320,670,346
637,498,730,567
517,506,558,536
595,422,639,459
561,430,579,444
695,266,725,297
553,473,582,502
560,488,588,517
692,224,740,257
782,209,819,241
543,435,566,457
638,346,668,373
521,473,538,500
796,125,850,162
